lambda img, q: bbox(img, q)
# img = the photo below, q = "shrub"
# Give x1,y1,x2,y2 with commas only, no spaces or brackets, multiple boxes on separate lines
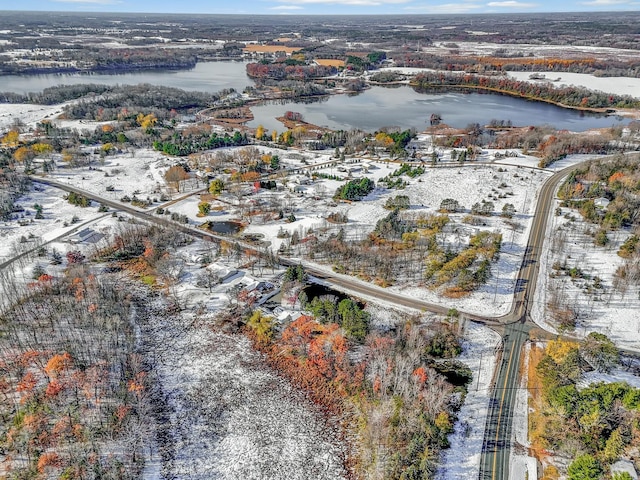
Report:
384,195,410,210
334,178,374,201
65,192,91,207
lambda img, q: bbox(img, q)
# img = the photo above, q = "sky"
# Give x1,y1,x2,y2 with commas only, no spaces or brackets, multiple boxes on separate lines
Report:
5,0,640,15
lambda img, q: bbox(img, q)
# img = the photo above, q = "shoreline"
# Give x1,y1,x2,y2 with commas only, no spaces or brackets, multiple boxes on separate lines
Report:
408,81,618,115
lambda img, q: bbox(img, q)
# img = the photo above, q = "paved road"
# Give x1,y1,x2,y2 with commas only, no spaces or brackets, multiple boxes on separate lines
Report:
30,176,499,324
477,163,585,480
479,321,530,480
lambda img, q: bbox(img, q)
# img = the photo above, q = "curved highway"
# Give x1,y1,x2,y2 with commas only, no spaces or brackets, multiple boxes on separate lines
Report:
478,163,586,480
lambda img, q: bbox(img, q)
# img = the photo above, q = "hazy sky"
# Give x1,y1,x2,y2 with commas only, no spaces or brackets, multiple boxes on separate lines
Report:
7,0,640,15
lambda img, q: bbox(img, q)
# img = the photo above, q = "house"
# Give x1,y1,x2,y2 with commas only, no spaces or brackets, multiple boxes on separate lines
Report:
206,264,241,283
67,228,104,244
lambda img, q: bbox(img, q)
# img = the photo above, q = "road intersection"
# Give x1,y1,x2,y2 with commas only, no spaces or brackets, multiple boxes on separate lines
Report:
29,160,584,480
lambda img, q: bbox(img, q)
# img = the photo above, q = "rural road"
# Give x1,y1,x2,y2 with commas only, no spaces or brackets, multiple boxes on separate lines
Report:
478,163,582,480
30,159,583,480
29,176,497,323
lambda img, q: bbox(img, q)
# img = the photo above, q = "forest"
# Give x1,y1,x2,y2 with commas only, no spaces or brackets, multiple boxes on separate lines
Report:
553,155,640,312
0,48,197,76
0,266,153,478
0,83,224,112
530,337,640,480
246,62,336,81
153,131,248,156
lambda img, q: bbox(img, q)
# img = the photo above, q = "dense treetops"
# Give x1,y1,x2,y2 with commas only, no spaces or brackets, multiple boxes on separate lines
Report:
531,336,640,478
153,131,248,156
246,62,336,80
0,83,222,109
333,177,375,201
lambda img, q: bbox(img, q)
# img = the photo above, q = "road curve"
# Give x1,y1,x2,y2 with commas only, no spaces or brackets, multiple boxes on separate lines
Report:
30,175,497,323
31,160,588,480
478,162,587,480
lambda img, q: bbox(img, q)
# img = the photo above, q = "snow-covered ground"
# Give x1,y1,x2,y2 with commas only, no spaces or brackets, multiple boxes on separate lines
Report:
0,181,116,311
44,148,178,204
425,42,640,65
0,103,65,131
437,322,501,479
579,367,640,390
508,71,640,100
531,155,640,352
0,182,107,264
137,291,347,480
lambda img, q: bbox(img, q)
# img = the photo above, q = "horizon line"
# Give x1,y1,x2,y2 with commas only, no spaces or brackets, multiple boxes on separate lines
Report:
0,9,636,15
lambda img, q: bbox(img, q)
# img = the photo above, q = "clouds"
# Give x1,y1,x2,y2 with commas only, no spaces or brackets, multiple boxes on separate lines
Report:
274,0,410,5
486,0,539,6
270,4,304,9
403,0,541,13
580,0,637,5
270,0,412,5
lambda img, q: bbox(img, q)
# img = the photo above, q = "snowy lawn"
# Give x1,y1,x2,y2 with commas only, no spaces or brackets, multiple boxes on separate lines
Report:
0,103,66,131
44,148,187,206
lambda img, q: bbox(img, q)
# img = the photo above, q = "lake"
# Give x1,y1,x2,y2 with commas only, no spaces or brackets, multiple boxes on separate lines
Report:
0,61,254,94
0,61,630,132
247,86,630,133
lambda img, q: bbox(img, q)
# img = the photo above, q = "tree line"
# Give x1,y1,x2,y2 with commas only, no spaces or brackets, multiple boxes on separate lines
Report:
412,71,640,109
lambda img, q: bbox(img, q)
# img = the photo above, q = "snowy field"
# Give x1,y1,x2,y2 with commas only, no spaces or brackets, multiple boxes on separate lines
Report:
426,42,640,64
0,103,65,131
0,182,107,264
44,148,182,204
